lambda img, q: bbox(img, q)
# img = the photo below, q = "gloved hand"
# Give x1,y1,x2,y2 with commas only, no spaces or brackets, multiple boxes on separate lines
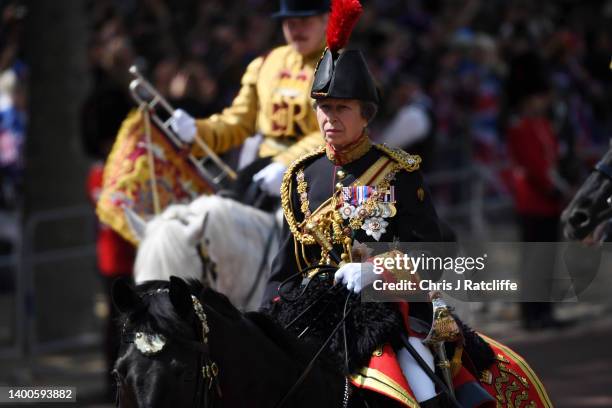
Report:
334,262,377,293
170,108,197,143
252,162,287,197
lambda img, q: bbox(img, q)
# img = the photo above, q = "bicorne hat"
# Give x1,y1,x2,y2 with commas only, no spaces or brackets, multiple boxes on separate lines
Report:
310,0,378,104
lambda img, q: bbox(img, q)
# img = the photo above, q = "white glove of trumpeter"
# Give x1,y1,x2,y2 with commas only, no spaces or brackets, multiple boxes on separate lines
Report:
334,262,377,294
252,162,287,197
170,108,197,143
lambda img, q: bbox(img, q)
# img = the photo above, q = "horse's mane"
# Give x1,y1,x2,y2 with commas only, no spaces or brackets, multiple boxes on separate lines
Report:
122,279,316,367
187,195,279,307
121,280,205,340
134,204,202,284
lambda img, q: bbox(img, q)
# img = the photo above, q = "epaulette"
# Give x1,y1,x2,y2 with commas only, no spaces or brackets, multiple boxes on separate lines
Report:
374,144,421,173
280,145,326,240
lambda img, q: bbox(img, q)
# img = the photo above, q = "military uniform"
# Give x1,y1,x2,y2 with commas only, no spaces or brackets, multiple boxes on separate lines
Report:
262,138,455,407
191,44,325,167
261,3,503,405
263,138,442,302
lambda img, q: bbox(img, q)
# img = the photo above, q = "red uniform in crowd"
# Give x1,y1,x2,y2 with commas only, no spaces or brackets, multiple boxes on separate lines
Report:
507,114,563,330
507,116,562,217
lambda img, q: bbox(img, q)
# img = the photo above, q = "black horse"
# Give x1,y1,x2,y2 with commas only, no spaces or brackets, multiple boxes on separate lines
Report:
111,277,395,408
562,139,612,241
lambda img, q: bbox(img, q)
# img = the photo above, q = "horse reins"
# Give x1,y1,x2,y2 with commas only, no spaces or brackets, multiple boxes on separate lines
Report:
274,264,355,408
275,293,353,408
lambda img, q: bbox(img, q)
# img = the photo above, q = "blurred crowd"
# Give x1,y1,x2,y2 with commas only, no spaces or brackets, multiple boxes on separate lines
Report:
0,1,26,211
83,0,612,174
2,0,612,208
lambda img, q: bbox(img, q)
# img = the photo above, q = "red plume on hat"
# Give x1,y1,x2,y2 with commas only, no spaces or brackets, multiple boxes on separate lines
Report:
326,0,363,52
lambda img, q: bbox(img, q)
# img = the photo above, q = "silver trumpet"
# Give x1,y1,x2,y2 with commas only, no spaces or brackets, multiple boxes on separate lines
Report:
128,65,237,190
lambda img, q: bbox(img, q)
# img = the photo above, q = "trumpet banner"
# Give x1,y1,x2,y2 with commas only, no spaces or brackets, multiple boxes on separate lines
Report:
97,109,214,244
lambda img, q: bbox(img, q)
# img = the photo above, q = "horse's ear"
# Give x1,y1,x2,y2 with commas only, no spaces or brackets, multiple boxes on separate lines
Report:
112,277,143,314
124,206,147,242
169,276,193,319
185,213,208,246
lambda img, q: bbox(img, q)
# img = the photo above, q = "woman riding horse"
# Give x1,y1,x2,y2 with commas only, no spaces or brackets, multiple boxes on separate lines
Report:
112,2,552,407
262,1,550,407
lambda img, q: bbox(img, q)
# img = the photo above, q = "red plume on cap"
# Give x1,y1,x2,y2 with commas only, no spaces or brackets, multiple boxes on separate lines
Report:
326,0,363,52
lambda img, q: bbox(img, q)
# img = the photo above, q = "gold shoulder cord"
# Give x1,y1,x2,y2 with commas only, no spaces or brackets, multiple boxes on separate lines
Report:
280,144,422,269
374,144,421,173
280,145,325,245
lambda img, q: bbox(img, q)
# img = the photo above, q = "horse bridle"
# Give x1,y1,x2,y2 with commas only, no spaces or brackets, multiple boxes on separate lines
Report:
117,275,350,408
116,289,221,408
274,264,354,408
595,160,612,181
594,160,612,208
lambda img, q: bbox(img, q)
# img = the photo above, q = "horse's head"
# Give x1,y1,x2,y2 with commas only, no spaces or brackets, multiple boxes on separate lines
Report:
112,276,350,407
126,204,217,285
111,277,224,408
562,142,612,241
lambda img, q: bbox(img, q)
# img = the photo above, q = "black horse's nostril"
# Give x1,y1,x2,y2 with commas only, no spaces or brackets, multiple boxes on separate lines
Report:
569,210,590,227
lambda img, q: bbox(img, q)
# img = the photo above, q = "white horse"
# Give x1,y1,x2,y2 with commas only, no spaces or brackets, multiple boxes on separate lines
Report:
126,195,281,311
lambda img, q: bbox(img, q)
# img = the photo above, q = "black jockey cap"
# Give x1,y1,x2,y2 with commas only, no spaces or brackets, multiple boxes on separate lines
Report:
272,0,330,19
311,48,379,104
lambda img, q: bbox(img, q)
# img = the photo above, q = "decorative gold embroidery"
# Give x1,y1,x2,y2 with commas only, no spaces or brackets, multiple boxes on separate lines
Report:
280,145,326,245
494,360,536,408
296,169,311,217
480,369,493,385
515,390,529,407
280,143,422,266
374,144,421,173
481,334,553,407
325,135,372,165
505,380,521,407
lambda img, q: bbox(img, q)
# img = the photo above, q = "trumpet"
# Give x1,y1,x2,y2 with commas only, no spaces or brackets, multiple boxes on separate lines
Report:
128,65,237,190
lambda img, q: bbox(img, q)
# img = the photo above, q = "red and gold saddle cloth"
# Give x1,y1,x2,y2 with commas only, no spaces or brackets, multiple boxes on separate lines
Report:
350,334,552,408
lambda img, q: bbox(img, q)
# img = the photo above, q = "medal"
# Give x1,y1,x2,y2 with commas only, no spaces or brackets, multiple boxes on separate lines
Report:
362,217,388,241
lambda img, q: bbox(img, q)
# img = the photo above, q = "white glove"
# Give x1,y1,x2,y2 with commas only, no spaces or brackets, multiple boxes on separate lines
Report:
334,262,377,293
170,108,197,143
252,162,287,197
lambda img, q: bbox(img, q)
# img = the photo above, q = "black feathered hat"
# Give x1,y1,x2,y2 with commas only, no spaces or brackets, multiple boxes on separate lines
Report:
310,0,379,104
